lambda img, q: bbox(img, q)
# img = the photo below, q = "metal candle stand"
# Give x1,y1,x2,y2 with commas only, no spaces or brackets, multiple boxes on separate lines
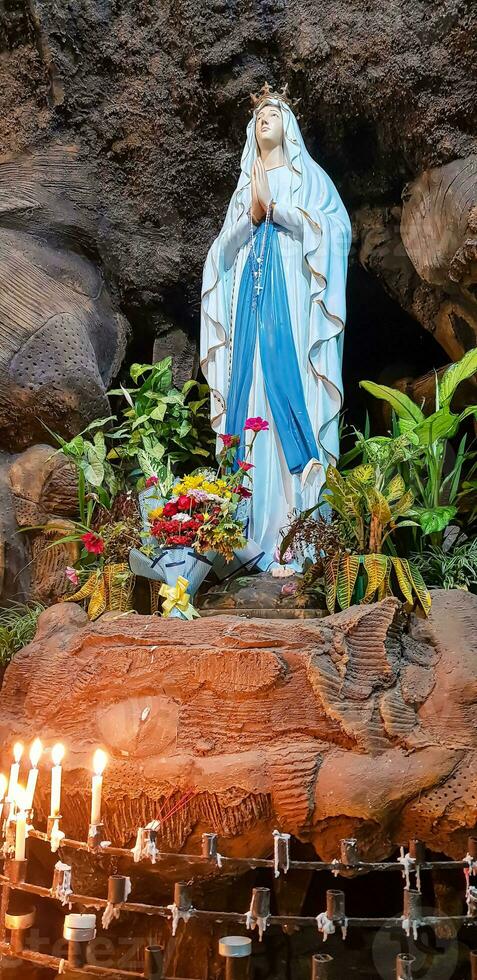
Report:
64,913,96,969
312,953,333,980
326,890,345,925
1,826,477,978
471,950,477,980
87,822,105,850
396,953,415,979
219,936,252,980
408,839,425,864
340,839,359,868
1,858,34,955
144,943,163,979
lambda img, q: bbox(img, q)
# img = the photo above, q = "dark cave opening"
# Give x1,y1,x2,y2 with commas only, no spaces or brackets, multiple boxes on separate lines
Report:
342,262,449,437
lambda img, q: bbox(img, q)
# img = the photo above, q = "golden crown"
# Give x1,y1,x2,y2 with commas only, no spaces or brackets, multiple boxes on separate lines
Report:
250,82,299,113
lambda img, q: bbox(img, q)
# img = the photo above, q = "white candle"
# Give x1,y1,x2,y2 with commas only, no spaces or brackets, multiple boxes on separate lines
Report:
90,749,107,826
50,744,65,818
0,774,7,804
14,787,27,861
7,743,23,803
24,738,43,811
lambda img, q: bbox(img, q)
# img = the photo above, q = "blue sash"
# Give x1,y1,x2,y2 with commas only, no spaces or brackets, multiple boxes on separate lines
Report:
225,221,319,474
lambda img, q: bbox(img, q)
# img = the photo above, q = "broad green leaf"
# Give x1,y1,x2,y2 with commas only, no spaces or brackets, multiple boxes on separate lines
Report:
413,505,457,535
360,380,425,424
324,556,340,614
64,435,85,457
350,463,375,485
363,554,388,603
408,562,432,615
83,455,104,487
391,489,414,518
130,362,154,384
438,348,477,405
149,443,166,461
391,557,414,604
182,379,198,394
385,474,405,503
150,404,167,422
131,414,151,430
336,553,360,610
368,488,392,525
458,405,477,424
178,420,192,439
398,417,421,441
413,407,460,446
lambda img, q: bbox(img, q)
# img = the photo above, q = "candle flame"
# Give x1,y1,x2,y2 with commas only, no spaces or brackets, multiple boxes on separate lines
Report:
52,744,65,767
29,738,43,768
13,742,23,763
93,749,107,776
0,774,7,800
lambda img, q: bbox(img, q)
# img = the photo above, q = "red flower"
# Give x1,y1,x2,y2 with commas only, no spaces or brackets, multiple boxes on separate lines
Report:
233,485,253,498
238,460,254,472
244,417,269,432
163,501,178,517
219,433,240,448
177,494,193,512
145,475,158,488
81,532,105,555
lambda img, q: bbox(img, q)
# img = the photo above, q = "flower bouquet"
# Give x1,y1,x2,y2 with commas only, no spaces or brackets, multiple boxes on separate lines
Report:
129,418,268,618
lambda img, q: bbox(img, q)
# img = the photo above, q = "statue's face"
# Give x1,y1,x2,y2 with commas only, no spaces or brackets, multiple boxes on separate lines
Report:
255,103,283,154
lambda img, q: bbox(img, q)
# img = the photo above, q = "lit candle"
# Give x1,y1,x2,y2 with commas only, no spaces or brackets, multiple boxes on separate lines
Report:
50,744,65,818
7,743,23,803
14,787,27,861
90,749,107,826
24,738,43,811
0,774,7,804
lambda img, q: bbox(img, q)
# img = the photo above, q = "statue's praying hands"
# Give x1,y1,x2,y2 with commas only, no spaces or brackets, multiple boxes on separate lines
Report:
251,159,272,223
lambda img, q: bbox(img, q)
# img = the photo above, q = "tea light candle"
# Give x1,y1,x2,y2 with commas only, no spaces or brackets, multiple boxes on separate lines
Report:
90,750,107,826
50,744,65,818
7,743,23,803
24,738,43,811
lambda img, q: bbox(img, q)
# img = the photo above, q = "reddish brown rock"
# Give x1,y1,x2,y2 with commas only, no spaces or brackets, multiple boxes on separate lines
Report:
0,591,476,869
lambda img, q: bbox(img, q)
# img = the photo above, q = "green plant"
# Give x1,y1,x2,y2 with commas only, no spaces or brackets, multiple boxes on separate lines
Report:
47,417,119,527
108,358,215,482
360,348,477,543
413,537,477,591
0,603,45,666
321,463,430,614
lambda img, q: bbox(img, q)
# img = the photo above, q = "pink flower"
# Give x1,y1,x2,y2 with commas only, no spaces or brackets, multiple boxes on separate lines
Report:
281,580,298,597
145,475,158,488
65,566,79,586
233,485,252,498
244,417,269,432
81,532,105,555
238,460,254,472
219,433,240,448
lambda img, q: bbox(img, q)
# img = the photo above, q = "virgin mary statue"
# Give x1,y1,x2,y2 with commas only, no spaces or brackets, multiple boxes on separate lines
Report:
200,85,351,571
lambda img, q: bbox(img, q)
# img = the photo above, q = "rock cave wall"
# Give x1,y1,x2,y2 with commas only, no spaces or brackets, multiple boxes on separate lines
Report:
1,0,476,401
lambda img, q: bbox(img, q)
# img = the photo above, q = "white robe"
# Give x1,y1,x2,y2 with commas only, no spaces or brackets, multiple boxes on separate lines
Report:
201,103,351,571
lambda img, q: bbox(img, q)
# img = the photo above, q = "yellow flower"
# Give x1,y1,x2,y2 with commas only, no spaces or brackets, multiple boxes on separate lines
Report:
148,506,164,519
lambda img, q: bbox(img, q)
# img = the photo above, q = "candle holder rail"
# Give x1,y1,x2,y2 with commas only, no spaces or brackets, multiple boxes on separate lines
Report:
25,829,477,874
1,873,477,931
